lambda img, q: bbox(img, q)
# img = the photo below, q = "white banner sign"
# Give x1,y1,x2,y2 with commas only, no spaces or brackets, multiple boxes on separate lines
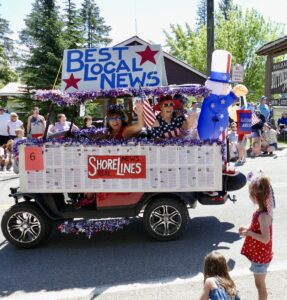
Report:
61,45,167,92
232,64,244,83
19,144,222,193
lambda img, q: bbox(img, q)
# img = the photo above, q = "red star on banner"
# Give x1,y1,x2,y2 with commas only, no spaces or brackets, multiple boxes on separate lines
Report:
136,46,159,65
63,73,81,90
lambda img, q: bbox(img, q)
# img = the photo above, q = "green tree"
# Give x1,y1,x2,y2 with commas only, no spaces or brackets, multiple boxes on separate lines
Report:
0,5,17,85
63,0,85,49
19,0,65,89
81,0,112,47
218,0,233,20
196,0,207,29
165,4,284,100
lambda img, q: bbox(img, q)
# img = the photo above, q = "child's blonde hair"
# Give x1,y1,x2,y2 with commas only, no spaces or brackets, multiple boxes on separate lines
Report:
249,176,271,211
15,128,24,136
204,252,237,298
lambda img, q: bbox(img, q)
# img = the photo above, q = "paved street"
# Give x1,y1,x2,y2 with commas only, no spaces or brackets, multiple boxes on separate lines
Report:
0,151,287,299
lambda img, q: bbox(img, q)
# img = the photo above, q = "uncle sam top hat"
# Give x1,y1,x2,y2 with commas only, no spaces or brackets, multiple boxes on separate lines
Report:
208,49,232,83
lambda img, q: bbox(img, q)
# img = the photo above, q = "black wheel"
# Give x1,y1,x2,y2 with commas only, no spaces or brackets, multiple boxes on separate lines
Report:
143,198,189,241
1,203,52,249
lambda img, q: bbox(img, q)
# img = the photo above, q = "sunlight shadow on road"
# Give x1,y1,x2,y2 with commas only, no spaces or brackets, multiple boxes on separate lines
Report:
0,216,240,297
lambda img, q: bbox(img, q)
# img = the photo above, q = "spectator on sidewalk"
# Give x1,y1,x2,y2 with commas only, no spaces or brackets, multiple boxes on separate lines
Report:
277,111,287,132
257,96,270,121
199,252,240,300
49,113,79,134
27,106,46,138
7,112,24,140
0,107,10,146
261,122,278,155
12,129,27,174
81,116,95,130
227,122,239,162
267,103,275,128
0,145,8,172
1,140,13,172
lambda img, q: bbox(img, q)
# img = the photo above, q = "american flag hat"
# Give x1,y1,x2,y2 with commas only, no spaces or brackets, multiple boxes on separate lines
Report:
209,50,232,83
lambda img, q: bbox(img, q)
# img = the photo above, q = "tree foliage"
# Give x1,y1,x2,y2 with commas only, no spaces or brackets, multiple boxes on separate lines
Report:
165,3,285,100
81,0,112,48
196,0,207,29
218,0,233,20
19,0,65,89
0,4,17,85
63,0,85,49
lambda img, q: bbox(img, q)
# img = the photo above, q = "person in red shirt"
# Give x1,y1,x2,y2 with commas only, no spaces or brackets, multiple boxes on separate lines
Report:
239,173,274,300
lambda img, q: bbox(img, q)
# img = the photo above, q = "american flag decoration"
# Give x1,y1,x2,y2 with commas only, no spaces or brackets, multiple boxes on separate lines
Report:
139,87,156,129
252,113,260,125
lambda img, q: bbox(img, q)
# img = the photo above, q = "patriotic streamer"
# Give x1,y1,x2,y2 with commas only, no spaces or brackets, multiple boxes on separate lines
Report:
34,86,209,106
13,134,226,158
58,218,130,238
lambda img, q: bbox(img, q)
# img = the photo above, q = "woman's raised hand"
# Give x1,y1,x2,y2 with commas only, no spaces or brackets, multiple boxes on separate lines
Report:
134,101,144,115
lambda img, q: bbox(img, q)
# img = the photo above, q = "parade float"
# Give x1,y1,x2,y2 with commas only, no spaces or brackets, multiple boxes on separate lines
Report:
1,45,247,248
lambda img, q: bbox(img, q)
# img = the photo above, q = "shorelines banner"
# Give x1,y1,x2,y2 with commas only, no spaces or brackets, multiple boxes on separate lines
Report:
61,45,167,92
88,155,146,179
19,144,222,193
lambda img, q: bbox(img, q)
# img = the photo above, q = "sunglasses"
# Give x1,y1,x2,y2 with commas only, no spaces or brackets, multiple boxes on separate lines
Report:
108,116,122,122
163,102,174,108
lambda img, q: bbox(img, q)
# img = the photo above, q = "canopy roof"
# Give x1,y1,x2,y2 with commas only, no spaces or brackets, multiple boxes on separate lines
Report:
34,85,209,106
256,35,287,56
0,82,27,97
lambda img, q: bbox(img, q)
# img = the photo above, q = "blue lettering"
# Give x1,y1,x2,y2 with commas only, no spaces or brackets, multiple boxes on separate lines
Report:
116,60,131,73
113,47,129,60
132,58,143,72
128,72,147,87
99,48,112,62
100,73,115,89
103,62,116,74
91,63,103,76
67,50,84,72
116,73,129,88
85,49,97,63
146,71,160,87
84,64,97,81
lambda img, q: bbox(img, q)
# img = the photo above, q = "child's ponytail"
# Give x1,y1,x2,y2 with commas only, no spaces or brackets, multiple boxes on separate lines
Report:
249,176,271,211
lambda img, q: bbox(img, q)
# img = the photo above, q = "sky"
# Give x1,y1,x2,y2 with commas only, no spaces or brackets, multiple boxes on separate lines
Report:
1,0,287,47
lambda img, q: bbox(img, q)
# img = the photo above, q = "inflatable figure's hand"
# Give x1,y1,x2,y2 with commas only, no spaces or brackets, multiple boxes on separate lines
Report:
233,84,248,97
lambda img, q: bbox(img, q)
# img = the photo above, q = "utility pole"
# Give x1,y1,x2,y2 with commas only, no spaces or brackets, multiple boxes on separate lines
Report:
207,0,214,74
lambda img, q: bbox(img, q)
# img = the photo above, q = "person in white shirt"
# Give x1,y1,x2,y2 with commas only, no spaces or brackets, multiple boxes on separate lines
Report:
0,107,10,146
49,114,79,135
261,122,278,155
7,112,24,139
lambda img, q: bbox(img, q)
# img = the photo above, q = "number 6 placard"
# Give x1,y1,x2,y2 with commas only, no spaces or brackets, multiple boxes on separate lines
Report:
24,147,44,171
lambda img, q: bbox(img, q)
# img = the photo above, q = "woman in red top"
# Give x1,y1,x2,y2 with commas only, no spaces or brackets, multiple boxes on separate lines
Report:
239,173,274,300
105,103,144,140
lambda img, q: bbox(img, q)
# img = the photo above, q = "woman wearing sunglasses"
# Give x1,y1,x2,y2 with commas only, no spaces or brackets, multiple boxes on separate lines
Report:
151,95,196,139
105,103,144,139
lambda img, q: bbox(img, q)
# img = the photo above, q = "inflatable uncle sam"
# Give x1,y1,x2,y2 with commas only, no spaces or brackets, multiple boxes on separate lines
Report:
197,50,248,140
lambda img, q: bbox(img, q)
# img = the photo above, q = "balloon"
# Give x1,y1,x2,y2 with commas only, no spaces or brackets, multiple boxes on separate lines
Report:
197,92,237,140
